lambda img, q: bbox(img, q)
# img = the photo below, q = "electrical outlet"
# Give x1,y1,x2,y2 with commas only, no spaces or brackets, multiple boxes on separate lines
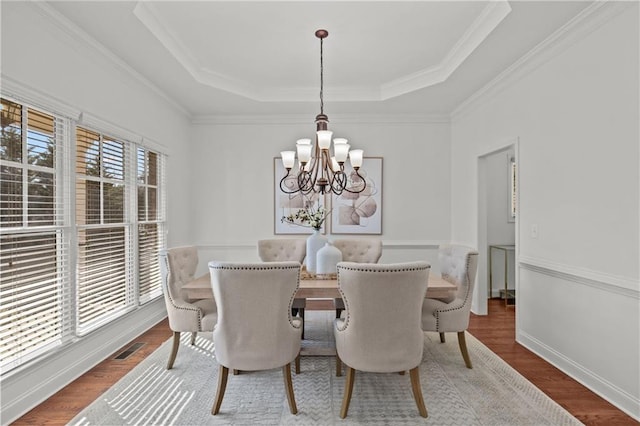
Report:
531,224,538,239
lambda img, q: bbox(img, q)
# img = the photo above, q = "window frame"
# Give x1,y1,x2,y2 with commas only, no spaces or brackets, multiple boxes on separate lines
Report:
0,94,167,374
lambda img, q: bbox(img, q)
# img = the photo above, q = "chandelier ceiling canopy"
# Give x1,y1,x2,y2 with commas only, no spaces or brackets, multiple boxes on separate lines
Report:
279,29,366,196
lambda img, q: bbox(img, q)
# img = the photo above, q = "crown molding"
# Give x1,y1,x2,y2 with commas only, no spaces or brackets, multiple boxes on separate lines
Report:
381,1,511,100
30,1,190,118
451,1,634,122
191,113,450,125
135,1,510,102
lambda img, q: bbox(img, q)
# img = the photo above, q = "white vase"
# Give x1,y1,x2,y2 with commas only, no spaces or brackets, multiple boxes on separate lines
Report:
306,230,328,275
316,242,342,276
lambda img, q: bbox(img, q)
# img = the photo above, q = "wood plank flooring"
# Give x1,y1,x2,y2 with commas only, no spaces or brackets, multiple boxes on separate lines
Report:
12,299,637,425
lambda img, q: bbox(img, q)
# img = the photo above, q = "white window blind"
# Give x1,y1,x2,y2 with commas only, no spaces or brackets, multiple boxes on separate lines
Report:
75,127,134,334
0,98,71,371
137,148,165,304
1,92,167,373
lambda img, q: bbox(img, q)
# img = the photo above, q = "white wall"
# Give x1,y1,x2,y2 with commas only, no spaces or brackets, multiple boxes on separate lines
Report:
189,117,452,275
0,3,192,422
451,3,639,418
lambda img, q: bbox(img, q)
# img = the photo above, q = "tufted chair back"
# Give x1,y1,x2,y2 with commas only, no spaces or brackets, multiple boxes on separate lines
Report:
333,239,382,263
421,244,478,369
257,239,306,263
437,244,479,318
208,261,302,415
158,246,218,369
333,261,431,418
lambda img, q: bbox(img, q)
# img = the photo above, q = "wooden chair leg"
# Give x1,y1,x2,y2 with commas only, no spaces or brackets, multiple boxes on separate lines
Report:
295,353,301,374
190,331,197,345
457,331,473,369
233,369,240,375
398,371,406,375
340,367,356,418
439,332,446,343
409,366,428,418
283,363,298,414
167,331,180,370
211,365,229,415
336,354,342,377
299,308,305,340
335,309,342,319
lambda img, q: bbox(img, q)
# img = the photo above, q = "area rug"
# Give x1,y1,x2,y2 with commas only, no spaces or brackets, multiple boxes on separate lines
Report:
70,311,582,425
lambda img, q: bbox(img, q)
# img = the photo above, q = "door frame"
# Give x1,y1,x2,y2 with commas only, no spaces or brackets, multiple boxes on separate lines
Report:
475,137,519,316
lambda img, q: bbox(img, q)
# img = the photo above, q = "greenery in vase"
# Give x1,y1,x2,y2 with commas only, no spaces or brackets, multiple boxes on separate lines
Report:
281,205,329,231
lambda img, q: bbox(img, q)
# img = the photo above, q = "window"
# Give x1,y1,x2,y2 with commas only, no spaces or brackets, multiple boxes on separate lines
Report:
0,96,167,373
137,148,165,304
0,99,71,371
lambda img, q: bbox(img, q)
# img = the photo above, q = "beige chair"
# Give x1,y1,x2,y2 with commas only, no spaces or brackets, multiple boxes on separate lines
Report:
421,245,479,369
208,261,302,415
159,246,217,370
332,239,382,318
334,261,431,418
257,239,307,339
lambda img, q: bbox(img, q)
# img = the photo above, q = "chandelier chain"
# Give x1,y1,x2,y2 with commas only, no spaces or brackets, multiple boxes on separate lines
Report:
320,36,324,115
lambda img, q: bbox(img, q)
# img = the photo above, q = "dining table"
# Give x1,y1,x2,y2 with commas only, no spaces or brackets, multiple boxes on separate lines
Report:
182,272,456,356
182,273,456,301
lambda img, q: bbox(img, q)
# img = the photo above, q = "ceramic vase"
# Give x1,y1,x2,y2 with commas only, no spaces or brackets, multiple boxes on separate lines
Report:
306,230,328,275
316,241,343,276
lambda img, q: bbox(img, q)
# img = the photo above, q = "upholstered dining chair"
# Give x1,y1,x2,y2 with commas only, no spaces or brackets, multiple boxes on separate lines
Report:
257,239,307,339
332,239,383,318
421,245,479,369
208,261,302,415
159,246,217,370
334,261,431,418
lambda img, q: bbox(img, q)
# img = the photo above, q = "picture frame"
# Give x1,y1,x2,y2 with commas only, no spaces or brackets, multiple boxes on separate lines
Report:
330,157,383,234
273,157,327,234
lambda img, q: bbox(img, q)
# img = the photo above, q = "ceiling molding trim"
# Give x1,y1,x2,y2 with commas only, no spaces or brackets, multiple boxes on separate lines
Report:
134,2,258,101
380,1,512,100
192,113,450,125
257,87,382,103
31,1,190,118
134,1,511,102
451,1,632,122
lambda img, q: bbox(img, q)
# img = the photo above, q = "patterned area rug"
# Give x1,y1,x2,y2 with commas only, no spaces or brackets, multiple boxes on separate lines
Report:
70,311,582,425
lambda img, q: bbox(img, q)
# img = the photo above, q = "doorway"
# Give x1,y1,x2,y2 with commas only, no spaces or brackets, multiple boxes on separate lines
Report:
476,140,518,316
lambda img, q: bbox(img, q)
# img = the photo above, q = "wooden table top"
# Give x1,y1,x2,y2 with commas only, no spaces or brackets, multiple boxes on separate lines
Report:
182,274,456,300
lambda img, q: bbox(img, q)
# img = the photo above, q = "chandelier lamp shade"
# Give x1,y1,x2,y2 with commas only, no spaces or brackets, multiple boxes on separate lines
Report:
279,29,366,196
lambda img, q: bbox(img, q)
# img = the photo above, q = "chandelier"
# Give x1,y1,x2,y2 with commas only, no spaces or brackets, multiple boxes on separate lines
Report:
279,29,366,196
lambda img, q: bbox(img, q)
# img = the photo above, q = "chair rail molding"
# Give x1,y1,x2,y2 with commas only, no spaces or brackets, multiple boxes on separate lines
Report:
519,255,639,298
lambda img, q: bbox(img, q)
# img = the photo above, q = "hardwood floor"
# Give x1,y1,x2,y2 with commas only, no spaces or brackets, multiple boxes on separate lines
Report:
12,299,637,425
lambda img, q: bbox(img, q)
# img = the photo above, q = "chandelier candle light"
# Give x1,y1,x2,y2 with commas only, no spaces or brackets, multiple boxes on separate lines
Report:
280,29,366,196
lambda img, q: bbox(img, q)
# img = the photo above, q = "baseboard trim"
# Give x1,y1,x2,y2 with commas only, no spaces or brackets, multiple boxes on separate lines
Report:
518,331,640,421
1,299,167,424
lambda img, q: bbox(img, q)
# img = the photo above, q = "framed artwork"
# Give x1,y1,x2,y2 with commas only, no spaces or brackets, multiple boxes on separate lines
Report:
273,158,326,234
330,157,382,234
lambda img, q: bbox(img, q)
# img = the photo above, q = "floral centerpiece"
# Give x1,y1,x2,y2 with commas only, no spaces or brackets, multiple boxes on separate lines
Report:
281,205,329,231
